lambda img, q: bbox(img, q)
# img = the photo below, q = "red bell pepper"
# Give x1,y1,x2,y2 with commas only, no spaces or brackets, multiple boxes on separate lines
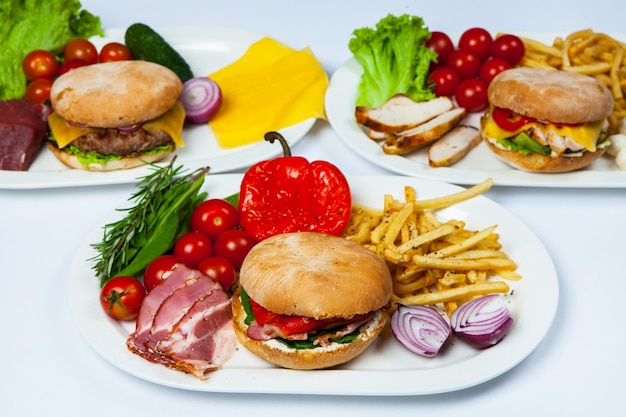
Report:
238,132,352,242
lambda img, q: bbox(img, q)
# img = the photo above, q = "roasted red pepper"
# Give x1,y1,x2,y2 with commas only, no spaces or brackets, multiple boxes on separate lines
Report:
238,132,352,241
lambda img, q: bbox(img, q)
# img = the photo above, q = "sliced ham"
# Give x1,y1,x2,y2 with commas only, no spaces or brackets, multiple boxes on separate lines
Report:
355,95,453,134
382,107,466,155
428,125,481,167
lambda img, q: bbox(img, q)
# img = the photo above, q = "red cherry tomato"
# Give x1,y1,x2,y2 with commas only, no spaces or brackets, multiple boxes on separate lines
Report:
143,254,180,292
99,42,133,62
490,34,526,66
190,199,240,240
100,276,146,321
24,78,53,104
426,31,455,67
197,257,237,290
429,66,460,97
22,50,59,81
213,229,256,270
174,231,213,268
445,49,481,80
63,38,98,65
479,57,512,86
59,59,89,75
458,27,493,61
491,107,536,131
455,78,488,113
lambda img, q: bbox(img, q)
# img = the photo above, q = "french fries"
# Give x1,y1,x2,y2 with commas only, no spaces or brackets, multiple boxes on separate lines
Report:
515,29,626,132
342,178,520,319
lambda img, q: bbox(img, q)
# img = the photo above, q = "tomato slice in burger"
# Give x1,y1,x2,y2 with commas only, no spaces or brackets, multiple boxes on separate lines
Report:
491,107,536,131
249,298,326,336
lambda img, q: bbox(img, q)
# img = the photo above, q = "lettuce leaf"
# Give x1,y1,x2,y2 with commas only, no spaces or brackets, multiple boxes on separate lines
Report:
0,0,103,100
496,132,552,156
348,14,436,107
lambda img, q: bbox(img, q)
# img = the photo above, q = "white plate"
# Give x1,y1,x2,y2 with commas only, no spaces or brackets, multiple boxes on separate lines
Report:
0,26,315,189
67,174,558,396
325,32,626,188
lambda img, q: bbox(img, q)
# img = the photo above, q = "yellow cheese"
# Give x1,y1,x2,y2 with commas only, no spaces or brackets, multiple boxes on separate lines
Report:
482,113,604,152
47,101,186,149
208,37,328,149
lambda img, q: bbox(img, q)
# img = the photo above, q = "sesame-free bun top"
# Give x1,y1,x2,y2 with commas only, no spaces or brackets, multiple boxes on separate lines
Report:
239,232,392,319
487,68,613,124
50,60,183,128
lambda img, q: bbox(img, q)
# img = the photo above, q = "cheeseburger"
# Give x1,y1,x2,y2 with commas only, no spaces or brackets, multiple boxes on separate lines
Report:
47,60,185,171
481,67,613,173
232,232,392,370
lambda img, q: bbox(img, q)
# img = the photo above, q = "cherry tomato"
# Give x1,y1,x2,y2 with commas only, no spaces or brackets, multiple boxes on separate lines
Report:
22,50,59,81
143,254,180,292
24,78,53,104
491,107,536,131
458,27,493,61
490,34,526,66
63,39,98,65
99,42,133,62
479,57,512,86
59,59,89,75
190,199,240,240
174,231,213,268
100,276,146,321
426,31,455,67
445,49,481,80
429,66,460,97
213,229,256,270
455,78,488,113
197,257,237,290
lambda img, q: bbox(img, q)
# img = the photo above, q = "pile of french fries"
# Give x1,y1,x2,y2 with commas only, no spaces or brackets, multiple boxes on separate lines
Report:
517,29,626,132
342,178,520,318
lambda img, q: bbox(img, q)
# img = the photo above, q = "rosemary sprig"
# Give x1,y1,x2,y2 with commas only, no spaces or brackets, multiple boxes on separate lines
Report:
90,159,209,286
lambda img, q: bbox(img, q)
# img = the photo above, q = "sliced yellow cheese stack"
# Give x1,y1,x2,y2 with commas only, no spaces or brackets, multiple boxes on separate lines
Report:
48,101,186,149
482,113,604,152
209,37,328,148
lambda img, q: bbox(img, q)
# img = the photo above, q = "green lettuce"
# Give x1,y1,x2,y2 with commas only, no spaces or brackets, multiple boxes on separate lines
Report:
495,132,552,156
348,14,437,107
0,0,103,100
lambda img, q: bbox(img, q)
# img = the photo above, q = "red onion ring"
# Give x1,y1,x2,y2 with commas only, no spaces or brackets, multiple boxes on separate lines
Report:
181,76,222,124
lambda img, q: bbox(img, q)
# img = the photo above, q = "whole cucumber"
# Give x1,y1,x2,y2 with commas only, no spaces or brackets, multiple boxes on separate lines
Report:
124,23,194,83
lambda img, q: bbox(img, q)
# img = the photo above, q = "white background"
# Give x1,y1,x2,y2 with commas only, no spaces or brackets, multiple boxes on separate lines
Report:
2,1,625,416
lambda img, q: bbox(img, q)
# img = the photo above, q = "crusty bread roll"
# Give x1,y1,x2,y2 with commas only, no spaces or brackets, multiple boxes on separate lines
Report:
233,232,393,369
487,68,613,124
51,60,182,128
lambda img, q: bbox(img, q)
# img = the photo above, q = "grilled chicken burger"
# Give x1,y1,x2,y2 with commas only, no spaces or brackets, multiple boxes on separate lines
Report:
481,67,613,173
47,60,185,171
232,232,392,370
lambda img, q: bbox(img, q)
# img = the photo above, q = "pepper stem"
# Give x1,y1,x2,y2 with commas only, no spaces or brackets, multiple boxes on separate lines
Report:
264,131,292,157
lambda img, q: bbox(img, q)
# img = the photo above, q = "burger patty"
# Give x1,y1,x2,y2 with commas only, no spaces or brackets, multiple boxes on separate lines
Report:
71,128,174,155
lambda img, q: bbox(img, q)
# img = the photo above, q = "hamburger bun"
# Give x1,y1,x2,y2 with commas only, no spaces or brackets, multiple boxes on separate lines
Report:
234,231,393,369
482,67,613,173
487,68,613,124
51,60,182,128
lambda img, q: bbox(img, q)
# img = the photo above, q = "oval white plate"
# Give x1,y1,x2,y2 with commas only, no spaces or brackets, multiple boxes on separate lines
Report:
0,26,315,189
325,32,626,188
67,174,558,396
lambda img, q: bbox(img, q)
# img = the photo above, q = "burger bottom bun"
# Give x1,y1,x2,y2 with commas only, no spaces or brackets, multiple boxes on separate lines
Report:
483,138,605,173
47,141,174,172
231,289,388,370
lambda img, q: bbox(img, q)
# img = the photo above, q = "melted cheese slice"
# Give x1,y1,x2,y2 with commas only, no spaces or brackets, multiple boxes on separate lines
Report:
48,101,186,149
482,110,604,152
208,37,328,148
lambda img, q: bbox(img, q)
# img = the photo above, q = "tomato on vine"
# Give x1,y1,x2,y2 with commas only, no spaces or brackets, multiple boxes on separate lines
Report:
24,78,53,104
197,257,237,290
143,254,180,292
190,199,239,240
174,231,213,268
22,50,59,81
64,38,98,65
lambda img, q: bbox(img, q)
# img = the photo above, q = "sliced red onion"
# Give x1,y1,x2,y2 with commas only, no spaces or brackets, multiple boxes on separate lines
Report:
181,76,222,124
391,304,451,357
116,123,142,132
450,294,513,349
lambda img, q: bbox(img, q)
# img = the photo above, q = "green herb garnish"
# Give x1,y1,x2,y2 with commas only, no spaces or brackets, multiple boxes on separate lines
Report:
90,159,208,286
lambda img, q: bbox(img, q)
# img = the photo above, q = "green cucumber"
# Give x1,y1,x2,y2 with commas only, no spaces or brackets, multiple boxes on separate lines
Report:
124,23,194,82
